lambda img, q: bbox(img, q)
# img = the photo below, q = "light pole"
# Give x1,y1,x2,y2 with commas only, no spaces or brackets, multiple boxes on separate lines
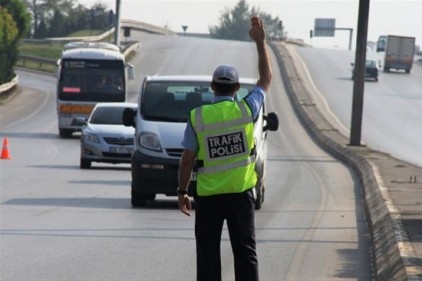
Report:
350,0,370,146
114,0,121,46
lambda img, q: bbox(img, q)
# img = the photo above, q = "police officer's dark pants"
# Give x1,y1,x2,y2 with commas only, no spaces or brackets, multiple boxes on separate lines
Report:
194,189,258,281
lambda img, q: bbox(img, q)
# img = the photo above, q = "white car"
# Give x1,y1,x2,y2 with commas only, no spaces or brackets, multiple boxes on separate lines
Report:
123,76,278,209
80,102,137,169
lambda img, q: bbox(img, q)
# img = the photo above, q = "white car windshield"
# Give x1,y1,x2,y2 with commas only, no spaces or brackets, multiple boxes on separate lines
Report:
141,81,254,122
90,107,127,125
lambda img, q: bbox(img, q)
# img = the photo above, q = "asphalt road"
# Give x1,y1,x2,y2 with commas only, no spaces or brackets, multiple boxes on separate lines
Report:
292,46,422,167
0,33,375,280
272,41,421,280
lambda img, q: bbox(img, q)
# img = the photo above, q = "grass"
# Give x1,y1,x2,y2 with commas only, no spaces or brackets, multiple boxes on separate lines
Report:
17,43,62,73
18,29,111,58
67,29,105,37
16,29,112,73
19,42,63,59
15,58,56,73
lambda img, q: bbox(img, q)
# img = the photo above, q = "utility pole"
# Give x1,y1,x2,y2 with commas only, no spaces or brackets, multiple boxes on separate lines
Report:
350,0,370,146
114,0,121,46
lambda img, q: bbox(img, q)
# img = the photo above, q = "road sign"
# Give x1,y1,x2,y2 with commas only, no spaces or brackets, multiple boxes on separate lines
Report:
314,18,336,37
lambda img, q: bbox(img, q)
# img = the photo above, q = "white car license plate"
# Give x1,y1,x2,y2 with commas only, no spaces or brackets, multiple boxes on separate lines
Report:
109,146,133,154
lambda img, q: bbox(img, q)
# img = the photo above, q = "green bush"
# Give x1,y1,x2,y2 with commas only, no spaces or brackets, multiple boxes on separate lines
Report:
19,43,63,59
0,7,18,83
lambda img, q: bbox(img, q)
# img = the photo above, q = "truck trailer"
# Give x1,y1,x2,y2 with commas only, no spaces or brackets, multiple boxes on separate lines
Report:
377,35,416,73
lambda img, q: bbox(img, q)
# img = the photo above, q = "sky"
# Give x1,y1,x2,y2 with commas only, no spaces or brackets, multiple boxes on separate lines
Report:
78,0,422,49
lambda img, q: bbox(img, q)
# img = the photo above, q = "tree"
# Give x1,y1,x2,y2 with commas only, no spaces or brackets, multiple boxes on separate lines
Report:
258,12,282,39
34,18,47,38
64,3,89,34
89,2,110,30
209,0,250,41
0,7,18,43
49,8,64,37
0,7,18,83
25,0,112,37
0,0,30,40
0,0,30,83
25,0,41,37
25,0,75,37
209,0,281,41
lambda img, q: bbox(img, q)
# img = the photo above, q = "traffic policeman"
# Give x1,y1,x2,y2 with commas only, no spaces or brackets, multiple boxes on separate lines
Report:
178,16,272,281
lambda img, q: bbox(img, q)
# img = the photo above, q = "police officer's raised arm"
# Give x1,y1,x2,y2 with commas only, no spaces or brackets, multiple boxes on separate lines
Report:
249,16,272,93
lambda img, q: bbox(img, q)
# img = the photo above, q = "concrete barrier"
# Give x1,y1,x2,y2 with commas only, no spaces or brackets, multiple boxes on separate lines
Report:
22,19,174,45
0,75,18,104
0,75,18,93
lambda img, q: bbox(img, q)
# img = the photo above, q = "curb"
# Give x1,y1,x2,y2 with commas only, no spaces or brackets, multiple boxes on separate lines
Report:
0,86,21,105
269,40,421,281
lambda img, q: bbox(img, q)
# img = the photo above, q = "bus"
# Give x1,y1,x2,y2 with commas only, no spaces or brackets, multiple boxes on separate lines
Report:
56,42,134,138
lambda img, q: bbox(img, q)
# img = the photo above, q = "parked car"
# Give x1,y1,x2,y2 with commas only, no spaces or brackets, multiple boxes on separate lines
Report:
351,59,379,81
123,75,279,209
80,102,137,169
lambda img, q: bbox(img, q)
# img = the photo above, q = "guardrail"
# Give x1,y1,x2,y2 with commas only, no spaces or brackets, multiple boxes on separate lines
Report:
121,19,176,36
1,41,140,99
0,75,18,103
16,55,57,71
22,19,174,45
45,28,115,43
0,75,18,93
14,41,140,71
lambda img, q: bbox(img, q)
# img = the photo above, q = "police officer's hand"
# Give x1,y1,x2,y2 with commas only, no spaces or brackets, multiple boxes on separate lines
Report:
178,194,191,217
249,16,265,43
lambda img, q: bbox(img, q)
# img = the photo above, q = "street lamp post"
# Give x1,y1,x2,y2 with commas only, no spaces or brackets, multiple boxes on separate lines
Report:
114,0,121,46
350,0,370,146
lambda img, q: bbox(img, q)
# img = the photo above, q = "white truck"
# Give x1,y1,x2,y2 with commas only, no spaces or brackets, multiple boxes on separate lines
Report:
377,35,415,73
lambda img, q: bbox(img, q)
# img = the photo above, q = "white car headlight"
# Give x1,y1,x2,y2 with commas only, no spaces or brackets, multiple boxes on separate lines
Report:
82,132,100,143
139,132,162,152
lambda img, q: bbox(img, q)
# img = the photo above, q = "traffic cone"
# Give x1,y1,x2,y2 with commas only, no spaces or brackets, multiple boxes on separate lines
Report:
1,137,12,159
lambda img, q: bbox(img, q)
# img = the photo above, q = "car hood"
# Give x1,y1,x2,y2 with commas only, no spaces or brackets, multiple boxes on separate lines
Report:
138,120,186,149
85,124,135,136
158,123,186,148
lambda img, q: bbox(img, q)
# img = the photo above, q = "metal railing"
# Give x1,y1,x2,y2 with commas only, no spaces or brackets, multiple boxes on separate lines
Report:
16,55,57,70
14,41,140,70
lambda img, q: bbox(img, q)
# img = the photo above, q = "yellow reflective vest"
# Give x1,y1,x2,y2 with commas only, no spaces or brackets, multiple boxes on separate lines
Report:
190,99,257,196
